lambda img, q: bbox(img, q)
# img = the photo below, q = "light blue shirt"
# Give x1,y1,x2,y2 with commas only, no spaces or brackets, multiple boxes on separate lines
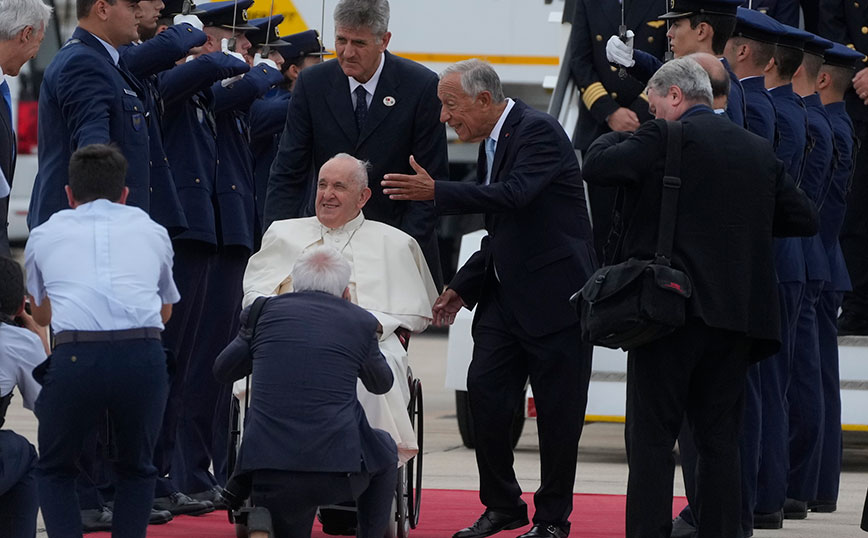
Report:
25,199,180,332
0,323,44,408
90,31,120,66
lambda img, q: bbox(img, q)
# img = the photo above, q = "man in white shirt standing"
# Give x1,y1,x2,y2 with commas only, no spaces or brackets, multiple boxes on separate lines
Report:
25,144,180,537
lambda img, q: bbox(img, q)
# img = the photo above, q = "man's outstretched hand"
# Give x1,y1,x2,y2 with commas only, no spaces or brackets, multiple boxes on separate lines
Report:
432,288,466,327
382,155,435,201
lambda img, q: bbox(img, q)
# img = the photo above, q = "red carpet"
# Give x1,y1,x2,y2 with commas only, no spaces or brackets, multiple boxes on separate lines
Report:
92,490,687,537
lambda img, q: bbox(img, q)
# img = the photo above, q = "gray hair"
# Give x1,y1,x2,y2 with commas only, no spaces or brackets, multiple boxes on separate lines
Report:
291,246,352,297
334,0,389,38
646,57,713,107
0,0,52,41
440,59,505,103
323,152,370,190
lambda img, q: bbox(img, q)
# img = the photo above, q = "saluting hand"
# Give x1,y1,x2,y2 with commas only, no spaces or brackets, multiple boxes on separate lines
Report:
381,156,436,201
432,288,466,327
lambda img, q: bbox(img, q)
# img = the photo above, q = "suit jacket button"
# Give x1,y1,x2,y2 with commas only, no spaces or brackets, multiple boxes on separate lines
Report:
862,26,868,34
231,184,237,190
195,178,201,183
610,65,618,72
611,92,618,99
648,36,654,43
596,34,603,41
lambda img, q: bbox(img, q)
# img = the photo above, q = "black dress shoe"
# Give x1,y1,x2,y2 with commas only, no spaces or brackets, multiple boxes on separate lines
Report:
670,515,697,538
453,510,529,538
753,509,783,529
81,507,112,533
190,486,230,510
518,523,568,538
149,509,173,525
837,312,868,336
153,492,214,516
783,498,807,520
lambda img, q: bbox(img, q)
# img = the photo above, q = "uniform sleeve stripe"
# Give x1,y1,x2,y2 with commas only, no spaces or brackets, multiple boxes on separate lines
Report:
582,82,609,109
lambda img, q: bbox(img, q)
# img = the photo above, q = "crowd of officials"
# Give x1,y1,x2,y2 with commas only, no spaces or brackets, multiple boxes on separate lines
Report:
2,0,868,536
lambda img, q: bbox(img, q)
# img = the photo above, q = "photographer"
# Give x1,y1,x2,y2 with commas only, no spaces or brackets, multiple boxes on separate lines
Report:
0,256,48,538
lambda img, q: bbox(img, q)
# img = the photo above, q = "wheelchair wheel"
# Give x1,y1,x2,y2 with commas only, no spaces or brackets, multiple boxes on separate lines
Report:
387,465,411,538
406,378,423,528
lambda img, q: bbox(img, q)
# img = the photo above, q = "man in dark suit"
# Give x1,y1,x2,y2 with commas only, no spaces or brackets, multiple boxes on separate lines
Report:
0,0,51,255
568,0,667,259
28,0,152,230
263,0,448,288
213,245,397,538
582,57,817,538
382,59,596,538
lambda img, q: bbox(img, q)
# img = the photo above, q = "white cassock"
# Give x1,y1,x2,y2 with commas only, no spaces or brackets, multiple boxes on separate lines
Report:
240,211,439,464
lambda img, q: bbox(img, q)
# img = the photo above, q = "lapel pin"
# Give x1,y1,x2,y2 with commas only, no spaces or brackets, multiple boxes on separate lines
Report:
383,96,396,107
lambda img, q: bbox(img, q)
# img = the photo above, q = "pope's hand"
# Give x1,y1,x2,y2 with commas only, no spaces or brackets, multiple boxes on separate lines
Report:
606,31,635,67
432,288,466,327
173,13,204,31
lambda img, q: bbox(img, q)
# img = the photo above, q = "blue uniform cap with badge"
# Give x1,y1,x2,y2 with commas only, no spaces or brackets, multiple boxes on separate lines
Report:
823,41,867,69
277,29,332,63
160,0,205,17
246,15,291,48
732,6,786,45
197,0,257,31
659,0,742,20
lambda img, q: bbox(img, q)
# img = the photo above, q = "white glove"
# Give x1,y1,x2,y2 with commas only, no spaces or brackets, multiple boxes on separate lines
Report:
173,13,204,31
220,37,247,86
253,53,278,71
606,31,635,68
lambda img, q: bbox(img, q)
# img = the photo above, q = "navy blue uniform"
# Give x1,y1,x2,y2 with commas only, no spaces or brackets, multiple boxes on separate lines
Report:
568,0,667,260
121,24,208,237
249,87,290,232
741,76,777,142
154,50,249,498
818,0,868,327
170,63,283,497
29,28,150,229
787,92,834,504
813,100,855,505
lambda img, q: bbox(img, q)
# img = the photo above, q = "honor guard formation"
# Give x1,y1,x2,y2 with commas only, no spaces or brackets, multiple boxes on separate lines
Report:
2,0,868,537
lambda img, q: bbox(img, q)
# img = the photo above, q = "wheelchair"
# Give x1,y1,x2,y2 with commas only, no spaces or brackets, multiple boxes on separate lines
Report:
227,327,424,538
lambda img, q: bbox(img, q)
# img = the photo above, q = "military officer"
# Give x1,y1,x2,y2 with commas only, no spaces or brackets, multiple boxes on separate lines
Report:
812,41,864,515
606,0,747,128
153,0,251,515
567,0,667,260
818,0,868,336
167,0,283,508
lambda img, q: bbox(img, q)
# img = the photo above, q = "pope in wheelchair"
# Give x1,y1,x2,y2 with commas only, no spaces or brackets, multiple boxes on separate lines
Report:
241,153,438,465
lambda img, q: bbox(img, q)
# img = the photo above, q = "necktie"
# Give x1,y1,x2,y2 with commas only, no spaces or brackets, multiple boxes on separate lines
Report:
0,81,11,123
484,137,497,184
354,86,368,130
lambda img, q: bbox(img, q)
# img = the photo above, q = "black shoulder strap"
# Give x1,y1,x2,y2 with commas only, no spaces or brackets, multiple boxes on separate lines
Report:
246,296,270,341
655,120,683,266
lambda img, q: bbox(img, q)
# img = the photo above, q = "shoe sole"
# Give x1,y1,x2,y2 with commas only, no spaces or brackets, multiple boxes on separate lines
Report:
783,512,807,520
503,519,530,531
753,521,783,529
809,504,836,513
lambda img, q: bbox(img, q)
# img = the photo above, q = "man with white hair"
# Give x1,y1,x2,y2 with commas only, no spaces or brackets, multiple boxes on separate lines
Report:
243,152,438,463
0,0,52,255
583,57,817,537
216,245,397,538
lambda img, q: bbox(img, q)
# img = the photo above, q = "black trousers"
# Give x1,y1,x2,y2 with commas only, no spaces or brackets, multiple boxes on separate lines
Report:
467,285,592,527
841,120,868,320
625,320,749,538
250,466,396,538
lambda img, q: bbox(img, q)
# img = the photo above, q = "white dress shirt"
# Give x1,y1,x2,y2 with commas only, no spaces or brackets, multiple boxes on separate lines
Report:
25,199,180,332
90,32,120,65
349,52,386,109
0,323,45,409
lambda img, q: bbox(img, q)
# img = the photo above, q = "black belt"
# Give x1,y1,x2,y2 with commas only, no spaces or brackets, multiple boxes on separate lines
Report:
54,328,162,345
